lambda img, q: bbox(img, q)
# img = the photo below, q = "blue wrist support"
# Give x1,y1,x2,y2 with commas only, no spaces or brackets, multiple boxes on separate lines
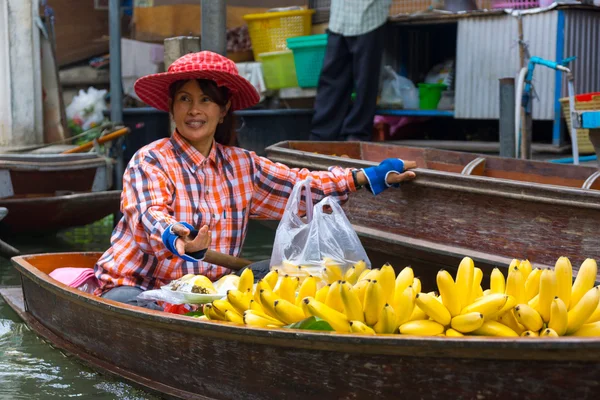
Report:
162,222,207,262
362,158,405,195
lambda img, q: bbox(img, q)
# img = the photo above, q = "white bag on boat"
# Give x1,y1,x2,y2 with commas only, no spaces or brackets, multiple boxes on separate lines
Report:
270,178,371,279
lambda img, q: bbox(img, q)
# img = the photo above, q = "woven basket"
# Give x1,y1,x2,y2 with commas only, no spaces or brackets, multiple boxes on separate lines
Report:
559,93,600,154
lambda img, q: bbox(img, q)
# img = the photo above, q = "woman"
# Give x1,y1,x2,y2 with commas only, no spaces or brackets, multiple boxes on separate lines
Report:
94,51,416,308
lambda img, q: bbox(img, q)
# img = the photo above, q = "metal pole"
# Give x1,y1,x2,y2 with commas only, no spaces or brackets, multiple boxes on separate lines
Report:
201,0,227,55
109,0,124,225
499,78,516,158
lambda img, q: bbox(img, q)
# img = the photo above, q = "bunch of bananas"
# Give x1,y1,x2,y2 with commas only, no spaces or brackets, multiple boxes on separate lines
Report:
197,256,600,338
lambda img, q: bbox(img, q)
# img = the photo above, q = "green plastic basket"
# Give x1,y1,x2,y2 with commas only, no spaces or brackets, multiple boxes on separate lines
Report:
418,83,447,110
287,34,328,88
258,50,298,90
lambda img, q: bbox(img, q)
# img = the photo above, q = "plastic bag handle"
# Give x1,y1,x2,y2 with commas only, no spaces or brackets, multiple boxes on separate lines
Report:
288,177,313,223
313,196,342,218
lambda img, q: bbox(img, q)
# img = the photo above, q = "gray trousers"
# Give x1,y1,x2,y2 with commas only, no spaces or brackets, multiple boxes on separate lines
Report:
101,259,271,310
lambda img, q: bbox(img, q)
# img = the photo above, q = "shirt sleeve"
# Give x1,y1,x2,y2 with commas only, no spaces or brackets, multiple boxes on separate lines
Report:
249,153,358,220
121,160,178,261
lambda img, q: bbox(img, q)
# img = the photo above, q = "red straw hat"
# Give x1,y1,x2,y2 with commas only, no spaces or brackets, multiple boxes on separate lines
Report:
134,51,260,112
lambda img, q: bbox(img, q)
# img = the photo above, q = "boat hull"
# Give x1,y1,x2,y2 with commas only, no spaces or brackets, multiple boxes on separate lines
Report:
4,253,600,400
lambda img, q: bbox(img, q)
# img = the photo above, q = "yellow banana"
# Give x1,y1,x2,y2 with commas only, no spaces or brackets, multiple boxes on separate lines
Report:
393,286,415,326
524,268,542,301
259,288,281,319
570,321,600,337
323,264,343,284
399,320,445,336
437,270,461,317
409,305,428,321
243,310,284,328
275,275,299,304
273,298,306,324
263,270,279,290
363,280,386,326
374,304,397,334
412,277,422,296
212,299,241,317
325,280,345,313
540,328,559,337
549,296,568,336
472,320,519,337
395,266,414,295
339,281,365,323
253,280,270,306
315,284,330,303
445,328,464,337
415,292,451,326
357,268,371,282
238,268,254,293
489,295,517,320
362,268,381,282
303,297,351,333
249,299,264,313
506,266,525,304
204,304,224,321
520,259,532,280
461,293,508,319
451,312,484,333
469,268,483,304
349,320,376,335
227,289,252,314
490,268,506,294
498,310,525,335
379,263,396,304
353,260,368,279
514,304,544,332
521,330,538,337
538,269,557,323
455,256,474,308
554,256,573,309
224,310,244,324
343,266,359,285
566,286,600,335
296,275,317,306
483,289,491,297
528,294,540,311
570,258,597,310
587,297,600,323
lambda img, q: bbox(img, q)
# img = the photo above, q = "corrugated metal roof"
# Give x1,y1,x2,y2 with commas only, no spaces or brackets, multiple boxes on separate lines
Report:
564,11,600,99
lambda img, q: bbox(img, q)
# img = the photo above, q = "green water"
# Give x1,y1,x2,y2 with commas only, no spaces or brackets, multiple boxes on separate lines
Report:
0,218,276,399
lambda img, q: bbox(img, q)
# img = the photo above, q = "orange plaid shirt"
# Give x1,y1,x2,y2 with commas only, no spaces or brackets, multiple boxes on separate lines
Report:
94,131,357,293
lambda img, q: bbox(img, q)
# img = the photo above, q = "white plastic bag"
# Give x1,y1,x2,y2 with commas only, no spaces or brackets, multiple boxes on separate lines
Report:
270,178,371,279
379,66,419,110
66,87,108,130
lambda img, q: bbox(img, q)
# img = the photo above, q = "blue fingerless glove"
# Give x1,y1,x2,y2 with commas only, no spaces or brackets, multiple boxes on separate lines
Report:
162,222,207,262
362,158,405,195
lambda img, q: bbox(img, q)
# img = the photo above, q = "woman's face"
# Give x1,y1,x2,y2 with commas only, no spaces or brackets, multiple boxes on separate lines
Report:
171,80,229,150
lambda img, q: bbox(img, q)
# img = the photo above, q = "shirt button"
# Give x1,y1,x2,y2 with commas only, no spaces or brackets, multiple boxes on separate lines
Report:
205,190,209,194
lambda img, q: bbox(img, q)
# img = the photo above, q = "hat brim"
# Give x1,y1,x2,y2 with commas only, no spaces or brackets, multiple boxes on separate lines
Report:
134,70,260,112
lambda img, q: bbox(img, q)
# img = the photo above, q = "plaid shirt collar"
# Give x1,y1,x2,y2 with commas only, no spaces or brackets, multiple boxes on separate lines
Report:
170,130,219,172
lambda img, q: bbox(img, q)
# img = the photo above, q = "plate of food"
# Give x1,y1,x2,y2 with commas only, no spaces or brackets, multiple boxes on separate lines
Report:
160,274,238,304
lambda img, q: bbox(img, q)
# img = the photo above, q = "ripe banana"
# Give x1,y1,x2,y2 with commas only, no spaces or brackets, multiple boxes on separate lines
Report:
461,293,508,320
549,296,568,336
570,321,600,337
490,268,506,294
437,270,461,316
415,292,451,326
514,304,544,332
540,328,559,337
227,289,252,314
587,297,600,324
412,277,422,296
243,310,285,328
325,280,345,313
212,299,241,317
455,256,475,309
469,267,484,304
451,312,484,333
395,266,414,295
363,280,386,326
259,288,281,319
323,263,343,284
525,268,542,301
445,328,464,337
357,267,371,282
521,330,538,337
275,275,299,304
506,266,525,304
249,299,263,313
340,281,365,323
354,260,368,279
498,309,525,335
399,320,445,336
296,275,317,306
315,284,330,303
380,263,396,304
374,304,397,334
343,266,359,285
393,286,415,326
253,280,270,307
303,297,351,333
472,320,519,337
349,320,376,335
566,286,600,335
204,304,223,320
263,270,279,290
273,298,306,324
570,259,597,311
238,268,254,293
409,305,428,321
520,259,532,280
554,256,573,309
363,268,381,282
538,269,557,323
224,310,244,324
528,294,540,311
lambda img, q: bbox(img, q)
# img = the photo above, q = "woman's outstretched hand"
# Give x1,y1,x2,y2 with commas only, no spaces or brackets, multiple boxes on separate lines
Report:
356,159,417,190
171,224,211,255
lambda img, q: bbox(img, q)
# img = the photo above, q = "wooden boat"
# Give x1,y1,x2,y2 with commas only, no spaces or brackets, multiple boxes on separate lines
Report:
265,141,600,283
2,252,599,400
0,152,119,234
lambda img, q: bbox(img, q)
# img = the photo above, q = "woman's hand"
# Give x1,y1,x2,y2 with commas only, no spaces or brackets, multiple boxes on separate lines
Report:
356,159,417,194
171,223,211,255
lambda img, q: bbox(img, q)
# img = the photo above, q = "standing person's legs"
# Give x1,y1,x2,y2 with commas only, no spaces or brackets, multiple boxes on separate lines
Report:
340,24,387,141
309,31,354,141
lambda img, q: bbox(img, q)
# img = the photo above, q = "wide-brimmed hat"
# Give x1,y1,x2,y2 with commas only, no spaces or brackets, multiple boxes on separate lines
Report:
134,51,260,112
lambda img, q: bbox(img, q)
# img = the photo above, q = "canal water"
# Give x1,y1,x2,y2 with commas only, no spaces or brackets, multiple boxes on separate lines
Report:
0,217,276,399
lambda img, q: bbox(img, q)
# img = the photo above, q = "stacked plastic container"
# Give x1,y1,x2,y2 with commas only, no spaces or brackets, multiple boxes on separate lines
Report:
286,34,328,88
